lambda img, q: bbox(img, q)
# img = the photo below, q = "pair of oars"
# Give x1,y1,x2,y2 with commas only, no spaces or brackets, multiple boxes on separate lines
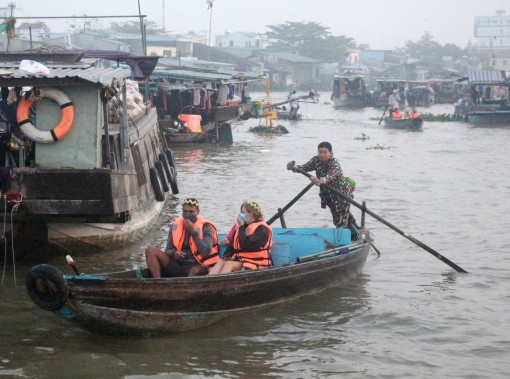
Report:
277,163,467,273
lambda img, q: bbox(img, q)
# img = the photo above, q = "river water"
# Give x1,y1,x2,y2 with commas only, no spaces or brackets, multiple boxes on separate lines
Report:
1,93,509,378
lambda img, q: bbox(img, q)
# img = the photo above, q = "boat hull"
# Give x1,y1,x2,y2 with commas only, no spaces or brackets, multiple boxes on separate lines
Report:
28,228,372,335
383,117,423,130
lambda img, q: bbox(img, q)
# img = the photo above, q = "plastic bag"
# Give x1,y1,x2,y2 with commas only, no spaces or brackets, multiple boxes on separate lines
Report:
19,60,50,77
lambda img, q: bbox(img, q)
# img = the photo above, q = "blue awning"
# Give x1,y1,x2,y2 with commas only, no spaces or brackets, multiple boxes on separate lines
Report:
468,70,507,84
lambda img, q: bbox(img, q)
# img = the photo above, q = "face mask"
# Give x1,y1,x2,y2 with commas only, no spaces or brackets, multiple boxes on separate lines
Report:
182,211,197,222
239,212,249,223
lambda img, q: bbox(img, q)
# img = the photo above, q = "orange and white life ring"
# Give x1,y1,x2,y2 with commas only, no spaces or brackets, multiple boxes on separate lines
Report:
16,88,74,143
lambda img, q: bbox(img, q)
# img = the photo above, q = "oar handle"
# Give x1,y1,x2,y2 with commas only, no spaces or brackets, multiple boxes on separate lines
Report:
290,165,468,273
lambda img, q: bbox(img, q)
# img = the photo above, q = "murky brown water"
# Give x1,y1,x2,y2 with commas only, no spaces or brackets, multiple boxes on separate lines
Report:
1,93,510,378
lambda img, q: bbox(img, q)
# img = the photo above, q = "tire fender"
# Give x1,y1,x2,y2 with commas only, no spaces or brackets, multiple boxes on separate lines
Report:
25,264,69,311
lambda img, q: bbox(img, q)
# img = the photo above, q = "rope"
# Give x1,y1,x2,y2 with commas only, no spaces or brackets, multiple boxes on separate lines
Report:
1,197,21,286
1,197,7,285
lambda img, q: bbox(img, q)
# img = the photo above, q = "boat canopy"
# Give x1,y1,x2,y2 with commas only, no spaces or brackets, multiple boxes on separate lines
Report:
468,70,508,85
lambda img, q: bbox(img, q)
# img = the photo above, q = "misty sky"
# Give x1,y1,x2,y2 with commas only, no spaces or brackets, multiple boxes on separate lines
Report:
11,0,510,50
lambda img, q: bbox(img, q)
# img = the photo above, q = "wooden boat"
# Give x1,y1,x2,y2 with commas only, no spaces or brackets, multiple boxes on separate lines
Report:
383,116,423,130
0,54,177,258
331,65,370,108
458,70,510,125
25,227,372,336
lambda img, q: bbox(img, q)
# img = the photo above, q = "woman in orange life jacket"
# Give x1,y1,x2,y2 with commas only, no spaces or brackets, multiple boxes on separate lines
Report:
392,107,403,120
145,198,219,278
209,200,273,275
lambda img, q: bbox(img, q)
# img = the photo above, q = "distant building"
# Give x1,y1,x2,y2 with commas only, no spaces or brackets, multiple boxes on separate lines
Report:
17,22,51,42
474,10,510,50
215,31,267,48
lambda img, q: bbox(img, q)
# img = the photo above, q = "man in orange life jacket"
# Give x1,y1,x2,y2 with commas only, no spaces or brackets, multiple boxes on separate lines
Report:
145,198,219,278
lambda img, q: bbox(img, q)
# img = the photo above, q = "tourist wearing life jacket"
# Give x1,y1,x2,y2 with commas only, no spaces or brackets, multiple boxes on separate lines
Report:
209,200,273,275
145,198,219,278
392,108,403,120
408,108,419,118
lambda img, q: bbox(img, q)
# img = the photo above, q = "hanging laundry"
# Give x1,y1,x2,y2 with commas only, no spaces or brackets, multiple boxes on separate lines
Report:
227,84,235,100
193,88,201,106
217,84,229,105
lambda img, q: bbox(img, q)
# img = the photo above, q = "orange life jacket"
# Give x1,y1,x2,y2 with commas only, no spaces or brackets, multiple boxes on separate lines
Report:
408,111,419,118
172,215,219,271
392,111,402,120
232,221,273,270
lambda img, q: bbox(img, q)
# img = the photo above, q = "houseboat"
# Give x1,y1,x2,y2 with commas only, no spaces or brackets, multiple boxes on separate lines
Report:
331,64,370,108
149,67,262,144
0,53,177,258
456,70,510,125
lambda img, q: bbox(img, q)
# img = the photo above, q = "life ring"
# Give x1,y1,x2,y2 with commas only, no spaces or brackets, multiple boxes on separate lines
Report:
149,167,165,202
25,264,69,311
16,88,74,143
155,160,170,193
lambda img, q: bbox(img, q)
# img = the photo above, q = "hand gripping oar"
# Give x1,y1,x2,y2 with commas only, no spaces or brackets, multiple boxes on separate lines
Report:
267,182,315,226
289,164,468,273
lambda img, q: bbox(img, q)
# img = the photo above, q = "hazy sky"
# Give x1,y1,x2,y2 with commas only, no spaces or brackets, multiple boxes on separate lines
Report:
11,0,510,50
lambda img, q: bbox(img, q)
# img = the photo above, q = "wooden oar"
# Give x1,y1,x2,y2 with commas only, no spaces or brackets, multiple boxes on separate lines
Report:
267,182,315,226
291,165,468,273
378,108,387,125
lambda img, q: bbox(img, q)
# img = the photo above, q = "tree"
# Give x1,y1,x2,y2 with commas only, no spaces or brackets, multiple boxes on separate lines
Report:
265,21,356,61
109,20,165,35
403,32,467,62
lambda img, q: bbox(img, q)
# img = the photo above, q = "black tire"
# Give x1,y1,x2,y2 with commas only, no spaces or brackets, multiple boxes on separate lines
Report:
169,166,179,195
165,149,175,171
149,167,165,202
25,264,69,311
155,161,170,193
158,153,172,185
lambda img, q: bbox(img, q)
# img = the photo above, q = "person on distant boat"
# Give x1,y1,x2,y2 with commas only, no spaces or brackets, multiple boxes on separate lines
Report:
288,90,300,120
145,198,219,278
388,88,401,118
408,108,419,118
287,141,353,228
392,107,403,120
209,200,273,275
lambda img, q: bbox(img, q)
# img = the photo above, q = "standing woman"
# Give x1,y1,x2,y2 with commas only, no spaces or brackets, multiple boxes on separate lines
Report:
288,141,353,228
209,200,273,275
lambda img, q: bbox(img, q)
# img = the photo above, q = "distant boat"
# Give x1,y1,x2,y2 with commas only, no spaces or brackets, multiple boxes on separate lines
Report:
383,116,423,130
331,64,370,108
459,70,510,125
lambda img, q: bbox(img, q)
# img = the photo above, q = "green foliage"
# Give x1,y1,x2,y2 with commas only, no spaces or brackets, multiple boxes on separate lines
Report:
403,32,467,62
265,21,356,61
109,20,165,35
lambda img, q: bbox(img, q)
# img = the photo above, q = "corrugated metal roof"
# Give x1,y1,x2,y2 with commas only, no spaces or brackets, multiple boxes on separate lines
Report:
468,70,507,84
151,68,237,82
0,65,132,86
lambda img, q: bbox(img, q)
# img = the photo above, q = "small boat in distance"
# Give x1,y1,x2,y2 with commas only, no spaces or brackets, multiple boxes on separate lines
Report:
383,116,424,130
458,70,510,125
25,226,372,336
331,64,370,108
